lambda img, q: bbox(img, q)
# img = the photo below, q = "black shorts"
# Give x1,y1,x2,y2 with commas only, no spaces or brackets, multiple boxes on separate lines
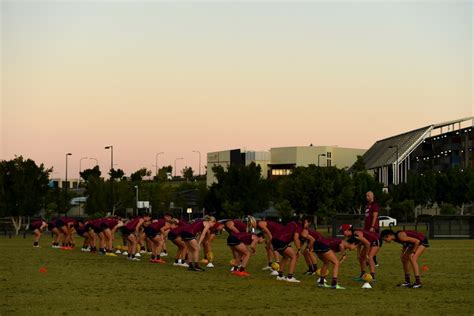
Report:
227,235,241,247
180,231,195,241
404,238,430,248
370,239,380,247
168,231,178,241
313,240,331,253
55,219,65,228
100,222,110,231
48,223,54,231
144,226,159,239
271,239,290,253
87,224,102,234
121,226,132,236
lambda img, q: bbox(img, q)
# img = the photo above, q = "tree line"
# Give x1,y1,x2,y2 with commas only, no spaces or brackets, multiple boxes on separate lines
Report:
1,156,474,234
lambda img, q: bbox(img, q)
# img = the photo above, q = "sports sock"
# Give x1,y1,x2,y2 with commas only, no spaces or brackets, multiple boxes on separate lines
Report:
415,275,421,284
278,271,284,277
312,264,318,271
319,277,325,285
239,266,245,272
287,273,294,279
332,277,337,286
405,274,411,283
360,271,366,277
370,272,375,279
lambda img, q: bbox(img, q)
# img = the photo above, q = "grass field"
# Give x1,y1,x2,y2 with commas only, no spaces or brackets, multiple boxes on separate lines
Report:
1,234,474,315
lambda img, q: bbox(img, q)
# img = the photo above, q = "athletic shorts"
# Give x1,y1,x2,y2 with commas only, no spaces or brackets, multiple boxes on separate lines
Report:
121,226,132,236
144,226,159,239
271,238,290,253
168,231,178,241
227,234,241,247
404,238,429,248
55,219,65,228
48,223,54,231
370,239,380,247
180,231,195,241
313,240,331,253
86,224,102,234
100,222,110,231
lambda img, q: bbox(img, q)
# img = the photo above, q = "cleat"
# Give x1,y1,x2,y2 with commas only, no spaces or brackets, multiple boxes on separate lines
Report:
271,270,279,276
231,270,241,276
131,257,141,261
139,250,146,254
106,252,117,257
115,250,121,254
276,276,286,281
411,283,422,289
206,262,214,268
397,282,411,287
318,283,331,288
33,245,40,248
181,262,189,268
155,258,166,264
353,276,364,282
285,277,301,283
160,252,168,257
303,269,315,275
134,253,141,257
332,284,346,290
173,262,180,266
262,266,272,271
193,266,205,272
237,271,250,277
122,251,128,256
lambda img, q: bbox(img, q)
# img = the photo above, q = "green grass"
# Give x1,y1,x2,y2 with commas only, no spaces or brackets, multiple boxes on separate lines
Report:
1,234,474,315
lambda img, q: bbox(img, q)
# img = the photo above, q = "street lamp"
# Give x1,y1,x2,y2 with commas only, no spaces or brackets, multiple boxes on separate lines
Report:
192,150,201,176
105,145,115,214
155,152,164,177
134,185,139,216
65,153,72,189
89,157,98,166
187,207,193,221
174,157,184,177
317,153,326,167
79,157,88,181
104,146,114,173
388,145,399,185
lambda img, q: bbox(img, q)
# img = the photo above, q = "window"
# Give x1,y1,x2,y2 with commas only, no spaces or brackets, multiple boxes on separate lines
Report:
327,152,332,158
271,169,292,176
327,160,332,167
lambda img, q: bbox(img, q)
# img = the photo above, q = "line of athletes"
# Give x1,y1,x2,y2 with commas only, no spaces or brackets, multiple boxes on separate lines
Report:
29,213,429,289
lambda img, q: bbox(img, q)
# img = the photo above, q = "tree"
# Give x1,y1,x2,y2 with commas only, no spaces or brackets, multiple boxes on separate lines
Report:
0,156,51,234
130,168,151,182
109,168,125,181
351,155,367,172
80,166,101,182
182,166,194,181
207,163,269,218
156,166,172,181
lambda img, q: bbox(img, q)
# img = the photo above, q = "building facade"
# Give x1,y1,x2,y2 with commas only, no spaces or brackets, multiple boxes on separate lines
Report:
206,146,366,186
362,117,474,187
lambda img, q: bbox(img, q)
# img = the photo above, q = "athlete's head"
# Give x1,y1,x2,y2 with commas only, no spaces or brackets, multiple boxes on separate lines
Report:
381,229,396,242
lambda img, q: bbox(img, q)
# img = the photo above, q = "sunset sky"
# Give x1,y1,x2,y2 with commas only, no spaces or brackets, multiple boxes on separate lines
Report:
1,1,472,179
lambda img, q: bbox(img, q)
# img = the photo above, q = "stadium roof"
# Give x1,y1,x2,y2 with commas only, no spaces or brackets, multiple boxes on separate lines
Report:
362,116,473,170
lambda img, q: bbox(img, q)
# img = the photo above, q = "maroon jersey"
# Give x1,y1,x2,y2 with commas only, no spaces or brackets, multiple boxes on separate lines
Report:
264,220,284,235
30,220,44,230
170,221,187,234
273,222,303,244
233,232,254,245
60,217,76,225
355,230,380,244
102,218,119,229
395,230,426,244
181,220,205,236
150,219,167,231
88,219,103,230
125,217,142,231
231,220,247,233
327,237,344,253
308,229,324,241
364,202,380,232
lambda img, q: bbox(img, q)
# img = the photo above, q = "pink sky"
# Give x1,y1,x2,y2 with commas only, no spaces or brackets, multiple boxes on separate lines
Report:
1,2,472,179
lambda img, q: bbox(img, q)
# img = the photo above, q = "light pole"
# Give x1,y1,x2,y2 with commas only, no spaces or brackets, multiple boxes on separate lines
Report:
79,157,88,181
187,207,193,221
317,153,326,167
89,157,98,167
105,145,115,214
388,145,399,185
174,157,184,177
155,152,164,177
65,153,72,189
134,185,139,216
192,150,201,176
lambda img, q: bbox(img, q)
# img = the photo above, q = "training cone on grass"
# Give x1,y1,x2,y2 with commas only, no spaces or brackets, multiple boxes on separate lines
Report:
422,265,429,272
39,267,47,274
361,282,372,289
